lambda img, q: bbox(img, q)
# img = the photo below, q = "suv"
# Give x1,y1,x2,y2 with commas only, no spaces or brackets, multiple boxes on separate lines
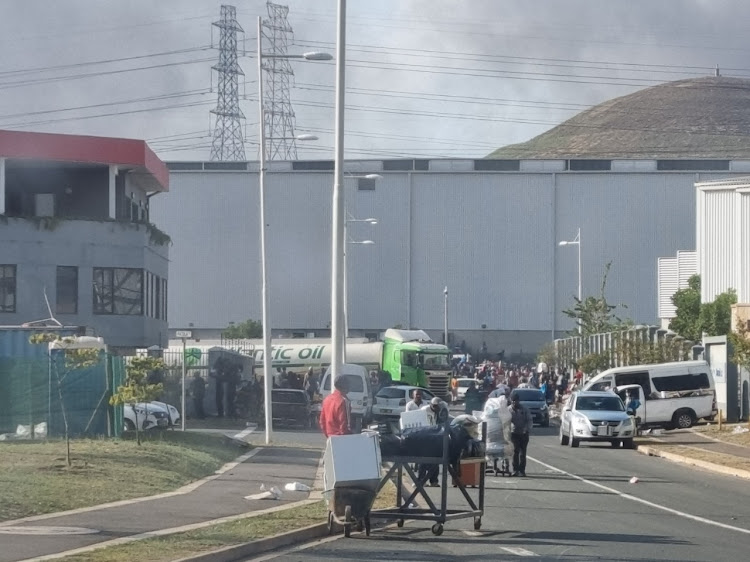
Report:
510,388,549,427
559,391,635,449
371,385,434,420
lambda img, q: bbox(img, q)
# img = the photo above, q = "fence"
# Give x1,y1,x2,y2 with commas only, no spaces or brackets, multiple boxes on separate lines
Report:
0,353,125,439
554,326,700,375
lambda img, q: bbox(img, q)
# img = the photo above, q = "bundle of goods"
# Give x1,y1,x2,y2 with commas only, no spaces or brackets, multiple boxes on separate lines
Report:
482,395,513,476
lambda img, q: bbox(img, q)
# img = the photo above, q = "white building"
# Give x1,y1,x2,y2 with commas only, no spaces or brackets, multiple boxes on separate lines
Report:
657,250,697,329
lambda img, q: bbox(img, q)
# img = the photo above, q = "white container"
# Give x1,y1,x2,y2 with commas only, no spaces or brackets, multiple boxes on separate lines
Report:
323,432,382,494
400,409,432,431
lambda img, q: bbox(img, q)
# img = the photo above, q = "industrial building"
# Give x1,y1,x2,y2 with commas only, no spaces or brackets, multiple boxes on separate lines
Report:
152,76,750,355
0,129,170,351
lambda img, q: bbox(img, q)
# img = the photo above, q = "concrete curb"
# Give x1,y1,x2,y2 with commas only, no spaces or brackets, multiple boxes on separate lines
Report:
172,523,329,562
636,444,750,481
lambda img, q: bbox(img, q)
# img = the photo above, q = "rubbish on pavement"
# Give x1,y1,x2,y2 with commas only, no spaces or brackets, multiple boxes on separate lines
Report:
629,477,639,484
284,482,311,492
248,484,283,500
732,426,749,434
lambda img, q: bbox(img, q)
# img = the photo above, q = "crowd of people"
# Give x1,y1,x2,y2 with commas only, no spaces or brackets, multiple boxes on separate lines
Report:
452,359,584,414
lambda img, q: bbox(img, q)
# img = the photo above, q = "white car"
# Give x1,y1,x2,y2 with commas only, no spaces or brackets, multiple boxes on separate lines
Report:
372,385,435,419
124,402,172,431
559,391,635,449
151,401,181,427
455,377,475,401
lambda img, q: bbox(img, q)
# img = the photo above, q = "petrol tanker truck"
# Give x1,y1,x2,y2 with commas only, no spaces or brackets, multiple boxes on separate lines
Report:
167,329,453,400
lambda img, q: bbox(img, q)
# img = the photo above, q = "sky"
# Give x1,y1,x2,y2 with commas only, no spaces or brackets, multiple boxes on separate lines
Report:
1,0,750,162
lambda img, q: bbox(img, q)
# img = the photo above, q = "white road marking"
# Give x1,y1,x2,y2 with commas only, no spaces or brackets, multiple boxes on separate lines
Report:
463,530,483,537
529,455,750,536
500,546,537,556
233,426,256,440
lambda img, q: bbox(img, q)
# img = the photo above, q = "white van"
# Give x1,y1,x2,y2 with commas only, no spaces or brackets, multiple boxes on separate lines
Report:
320,363,373,431
583,360,717,429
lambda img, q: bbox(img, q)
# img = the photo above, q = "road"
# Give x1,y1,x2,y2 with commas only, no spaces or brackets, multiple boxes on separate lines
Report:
251,424,750,561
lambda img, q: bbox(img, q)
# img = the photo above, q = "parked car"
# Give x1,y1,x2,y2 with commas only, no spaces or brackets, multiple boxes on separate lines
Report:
271,389,314,428
320,363,373,430
151,401,181,427
124,402,170,431
510,388,550,427
455,377,475,401
371,385,435,420
559,391,635,449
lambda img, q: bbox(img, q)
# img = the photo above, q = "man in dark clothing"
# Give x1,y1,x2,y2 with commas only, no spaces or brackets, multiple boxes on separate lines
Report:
510,393,533,477
190,372,206,419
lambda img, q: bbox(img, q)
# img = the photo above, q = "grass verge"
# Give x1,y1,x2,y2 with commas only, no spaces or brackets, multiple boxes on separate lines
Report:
0,431,246,522
692,422,750,448
58,480,399,562
639,441,750,472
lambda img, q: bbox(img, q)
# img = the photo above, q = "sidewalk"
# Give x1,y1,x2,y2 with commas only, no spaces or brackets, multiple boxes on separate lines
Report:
0,446,322,562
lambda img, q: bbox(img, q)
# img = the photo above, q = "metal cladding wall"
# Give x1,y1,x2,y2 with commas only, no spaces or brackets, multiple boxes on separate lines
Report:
155,163,744,350
697,183,738,302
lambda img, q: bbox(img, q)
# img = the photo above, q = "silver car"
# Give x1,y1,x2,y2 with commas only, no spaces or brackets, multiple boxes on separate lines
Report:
559,391,635,449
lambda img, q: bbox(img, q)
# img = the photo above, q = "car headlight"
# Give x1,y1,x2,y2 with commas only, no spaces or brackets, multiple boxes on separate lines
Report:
621,417,633,427
572,414,589,426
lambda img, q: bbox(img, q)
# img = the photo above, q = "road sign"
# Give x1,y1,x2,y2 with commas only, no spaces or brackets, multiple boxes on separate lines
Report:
175,330,192,339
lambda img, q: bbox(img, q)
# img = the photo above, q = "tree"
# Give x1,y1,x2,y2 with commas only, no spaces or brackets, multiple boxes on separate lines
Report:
730,320,750,380
562,262,629,336
670,275,736,341
222,319,263,339
700,288,737,337
669,274,702,341
536,342,558,368
29,334,100,467
110,357,165,446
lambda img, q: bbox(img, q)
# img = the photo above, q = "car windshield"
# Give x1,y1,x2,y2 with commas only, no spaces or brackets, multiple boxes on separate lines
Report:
376,387,406,399
512,389,545,401
458,379,473,387
323,374,365,392
421,353,450,368
273,391,308,404
576,396,624,411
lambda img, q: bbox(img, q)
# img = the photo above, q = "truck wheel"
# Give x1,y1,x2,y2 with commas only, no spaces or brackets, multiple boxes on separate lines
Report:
672,409,696,429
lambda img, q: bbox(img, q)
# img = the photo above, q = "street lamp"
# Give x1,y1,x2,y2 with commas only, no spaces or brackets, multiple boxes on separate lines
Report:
558,227,582,334
444,286,449,347
256,16,329,445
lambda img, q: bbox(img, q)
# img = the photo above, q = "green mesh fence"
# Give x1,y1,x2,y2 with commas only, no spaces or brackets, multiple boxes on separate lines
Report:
0,353,125,439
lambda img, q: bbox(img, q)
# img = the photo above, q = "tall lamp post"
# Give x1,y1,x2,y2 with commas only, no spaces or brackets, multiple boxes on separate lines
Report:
558,227,582,334
344,233,375,341
443,286,449,347
331,0,348,384
257,16,330,444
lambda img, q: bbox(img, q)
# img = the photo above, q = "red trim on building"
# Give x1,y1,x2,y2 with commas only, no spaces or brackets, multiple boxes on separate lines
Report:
0,129,168,191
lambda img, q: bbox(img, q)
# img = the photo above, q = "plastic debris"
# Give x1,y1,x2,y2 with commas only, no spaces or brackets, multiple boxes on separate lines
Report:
246,484,283,500
284,482,311,492
732,426,749,434
629,477,639,484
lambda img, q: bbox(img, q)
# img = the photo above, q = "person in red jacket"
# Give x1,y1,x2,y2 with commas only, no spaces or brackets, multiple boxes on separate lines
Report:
319,376,351,437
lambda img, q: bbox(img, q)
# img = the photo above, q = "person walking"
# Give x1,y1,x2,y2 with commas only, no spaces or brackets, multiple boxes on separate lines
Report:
509,393,533,477
319,377,351,437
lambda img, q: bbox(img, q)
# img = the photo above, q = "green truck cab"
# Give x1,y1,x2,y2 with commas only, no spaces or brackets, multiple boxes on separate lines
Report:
381,329,453,400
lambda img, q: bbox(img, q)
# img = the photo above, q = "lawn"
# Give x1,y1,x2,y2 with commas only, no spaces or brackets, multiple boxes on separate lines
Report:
0,431,246,521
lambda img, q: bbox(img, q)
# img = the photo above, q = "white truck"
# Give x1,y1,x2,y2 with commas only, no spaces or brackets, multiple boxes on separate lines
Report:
583,360,717,430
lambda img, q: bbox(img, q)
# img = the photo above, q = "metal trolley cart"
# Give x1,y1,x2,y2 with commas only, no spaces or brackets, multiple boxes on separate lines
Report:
369,420,486,536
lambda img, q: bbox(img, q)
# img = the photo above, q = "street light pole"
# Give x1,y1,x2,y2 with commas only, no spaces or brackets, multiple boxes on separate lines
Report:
331,0,347,382
256,17,328,444
443,286,449,347
256,17,274,444
558,228,582,334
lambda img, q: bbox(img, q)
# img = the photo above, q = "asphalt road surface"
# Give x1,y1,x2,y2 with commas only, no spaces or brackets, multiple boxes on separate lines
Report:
251,425,750,561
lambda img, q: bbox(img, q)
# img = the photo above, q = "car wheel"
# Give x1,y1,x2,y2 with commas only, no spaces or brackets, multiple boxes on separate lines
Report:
570,436,580,448
610,440,619,448
124,419,135,431
672,409,696,430
559,426,569,446
622,438,635,449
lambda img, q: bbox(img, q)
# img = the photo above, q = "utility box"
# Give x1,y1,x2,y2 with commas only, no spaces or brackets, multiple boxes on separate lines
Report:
323,432,382,494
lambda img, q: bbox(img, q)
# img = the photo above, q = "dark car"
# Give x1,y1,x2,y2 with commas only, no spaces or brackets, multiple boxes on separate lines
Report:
511,388,550,427
271,389,313,428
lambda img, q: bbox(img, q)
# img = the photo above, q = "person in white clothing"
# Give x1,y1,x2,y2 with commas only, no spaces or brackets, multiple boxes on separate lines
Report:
405,389,426,411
